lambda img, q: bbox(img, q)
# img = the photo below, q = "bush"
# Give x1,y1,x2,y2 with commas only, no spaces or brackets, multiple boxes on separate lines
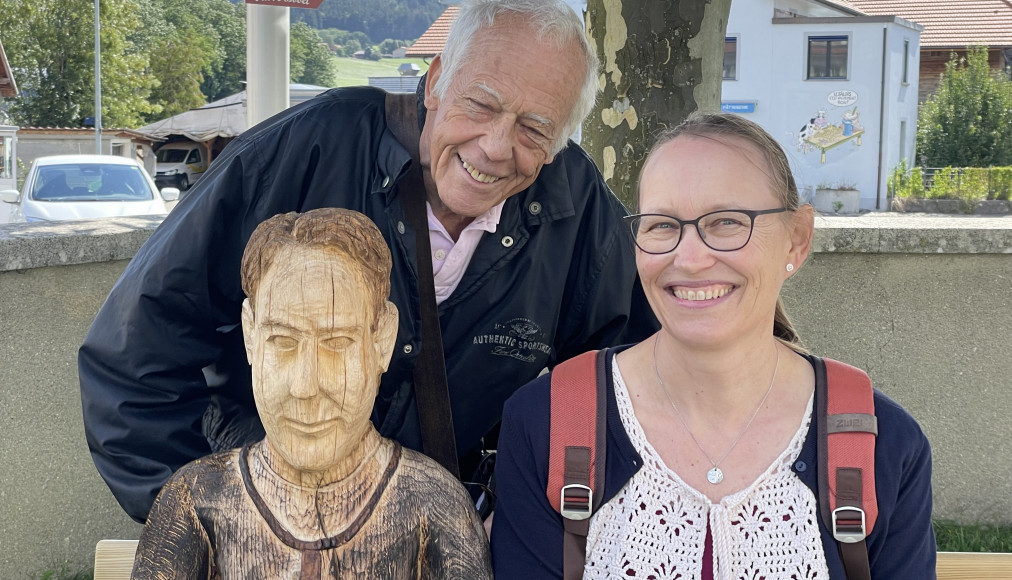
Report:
917,46,1012,168
991,167,1012,200
890,163,1011,200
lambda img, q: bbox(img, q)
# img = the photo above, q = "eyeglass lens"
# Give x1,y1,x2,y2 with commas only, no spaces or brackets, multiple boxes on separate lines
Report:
630,211,756,253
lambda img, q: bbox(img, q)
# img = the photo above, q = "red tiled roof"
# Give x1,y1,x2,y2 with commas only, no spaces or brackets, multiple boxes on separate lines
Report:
405,6,459,57
818,0,864,15
849,0,1012,47
0,38,17,98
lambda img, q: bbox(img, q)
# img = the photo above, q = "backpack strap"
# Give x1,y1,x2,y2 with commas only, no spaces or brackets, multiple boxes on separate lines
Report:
547,349,608,580
818,357,878,580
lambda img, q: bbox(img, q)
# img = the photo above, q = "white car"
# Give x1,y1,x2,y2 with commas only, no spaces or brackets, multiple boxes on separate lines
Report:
154,141,207,191
0,154,179,223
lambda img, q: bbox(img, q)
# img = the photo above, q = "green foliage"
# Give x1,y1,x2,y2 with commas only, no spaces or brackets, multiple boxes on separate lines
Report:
99,0,161,127
36,562,93,580
379,39,411,55
890,163,1011,201
293,0,444,44
917,46,1012,168
990,167,1012,200
0,0,158,127
290,22,336,87
934,519,1012,553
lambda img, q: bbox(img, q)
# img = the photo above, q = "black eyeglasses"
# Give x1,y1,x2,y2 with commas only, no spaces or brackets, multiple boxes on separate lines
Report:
623,208,789,254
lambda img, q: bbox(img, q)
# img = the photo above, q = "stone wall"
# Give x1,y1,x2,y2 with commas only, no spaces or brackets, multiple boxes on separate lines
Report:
0,214,1010,577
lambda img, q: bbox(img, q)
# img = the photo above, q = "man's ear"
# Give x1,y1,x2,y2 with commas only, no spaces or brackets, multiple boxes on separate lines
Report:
241,299,255,365
785,203,815,277
374,301,399,373
423,54,443,111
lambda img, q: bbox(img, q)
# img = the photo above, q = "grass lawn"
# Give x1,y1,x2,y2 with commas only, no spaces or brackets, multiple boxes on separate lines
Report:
332,57,430,88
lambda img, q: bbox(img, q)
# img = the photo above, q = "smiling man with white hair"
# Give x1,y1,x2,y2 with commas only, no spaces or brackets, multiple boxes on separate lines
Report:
80,0,659,525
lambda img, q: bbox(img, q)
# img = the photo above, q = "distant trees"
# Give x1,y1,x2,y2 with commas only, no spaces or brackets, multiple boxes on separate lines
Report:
0,0,158,127
292,0,442,43
1,0,337,128
290,22,337,86
917,46,1012,168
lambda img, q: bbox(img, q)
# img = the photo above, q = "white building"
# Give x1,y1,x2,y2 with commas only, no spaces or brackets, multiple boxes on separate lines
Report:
723,0,922,210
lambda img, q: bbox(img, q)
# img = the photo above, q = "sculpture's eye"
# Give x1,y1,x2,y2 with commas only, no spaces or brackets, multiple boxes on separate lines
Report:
267,335,298,351
321,336,354,352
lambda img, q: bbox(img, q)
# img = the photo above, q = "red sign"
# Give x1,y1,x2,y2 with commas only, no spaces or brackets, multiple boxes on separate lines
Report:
246,0,324,9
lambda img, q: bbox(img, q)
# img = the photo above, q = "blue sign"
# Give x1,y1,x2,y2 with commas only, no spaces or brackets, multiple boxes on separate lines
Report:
721,101,756,114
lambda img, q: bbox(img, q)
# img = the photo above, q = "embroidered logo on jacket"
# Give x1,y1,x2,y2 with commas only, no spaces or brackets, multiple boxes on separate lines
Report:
472,317,551,363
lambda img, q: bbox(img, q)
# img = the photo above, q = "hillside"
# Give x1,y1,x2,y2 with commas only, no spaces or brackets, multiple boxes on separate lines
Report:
332,57,430,87
291,0,446,43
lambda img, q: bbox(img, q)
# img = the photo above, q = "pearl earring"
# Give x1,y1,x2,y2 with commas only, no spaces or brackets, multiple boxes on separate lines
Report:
786,263,795,272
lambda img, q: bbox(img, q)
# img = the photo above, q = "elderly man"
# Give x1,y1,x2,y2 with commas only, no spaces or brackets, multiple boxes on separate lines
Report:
79,0,658,523
130,209,492,579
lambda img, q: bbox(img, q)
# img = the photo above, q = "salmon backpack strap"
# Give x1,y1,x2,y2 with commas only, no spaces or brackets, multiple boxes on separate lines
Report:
547,349,608,580
817,357,878,580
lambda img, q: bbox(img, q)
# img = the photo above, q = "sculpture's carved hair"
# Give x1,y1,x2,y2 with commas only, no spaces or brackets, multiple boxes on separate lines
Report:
241,208,393,324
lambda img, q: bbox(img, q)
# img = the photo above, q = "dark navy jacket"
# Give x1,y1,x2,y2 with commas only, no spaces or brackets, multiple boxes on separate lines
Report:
491,347,936,579
78,86,657,523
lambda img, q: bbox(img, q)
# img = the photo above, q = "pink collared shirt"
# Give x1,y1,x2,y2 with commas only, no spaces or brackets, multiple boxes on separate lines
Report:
427,200,505,304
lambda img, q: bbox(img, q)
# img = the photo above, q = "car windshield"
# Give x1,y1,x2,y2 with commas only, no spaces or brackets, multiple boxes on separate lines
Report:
156,149,189,163
31,164,155,202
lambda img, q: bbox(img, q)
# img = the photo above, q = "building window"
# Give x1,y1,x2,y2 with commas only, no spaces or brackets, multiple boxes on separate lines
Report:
903,39,910,84
808,35,848,79
723,36,738,80
111,143,124,157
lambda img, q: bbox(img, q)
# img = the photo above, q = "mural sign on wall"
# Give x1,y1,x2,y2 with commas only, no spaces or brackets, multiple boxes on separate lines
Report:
794,90,864,164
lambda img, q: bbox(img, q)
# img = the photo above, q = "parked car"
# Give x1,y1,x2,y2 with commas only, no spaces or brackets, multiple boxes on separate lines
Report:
0,154,179,223
154,141,207,191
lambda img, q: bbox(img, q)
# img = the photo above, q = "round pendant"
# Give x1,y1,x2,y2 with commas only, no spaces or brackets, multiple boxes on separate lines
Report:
707,467,724,484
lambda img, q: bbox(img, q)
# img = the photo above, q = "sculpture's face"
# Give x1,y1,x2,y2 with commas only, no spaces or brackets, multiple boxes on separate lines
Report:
243,246,396,478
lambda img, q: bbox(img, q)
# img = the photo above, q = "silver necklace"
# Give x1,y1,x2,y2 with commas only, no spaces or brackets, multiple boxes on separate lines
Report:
651,336,780,485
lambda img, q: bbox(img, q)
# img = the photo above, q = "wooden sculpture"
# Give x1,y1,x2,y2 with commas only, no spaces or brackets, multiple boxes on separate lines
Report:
130,208,493,580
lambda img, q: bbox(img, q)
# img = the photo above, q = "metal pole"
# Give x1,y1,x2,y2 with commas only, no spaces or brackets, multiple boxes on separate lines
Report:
94,0,102,154
246,4,289,128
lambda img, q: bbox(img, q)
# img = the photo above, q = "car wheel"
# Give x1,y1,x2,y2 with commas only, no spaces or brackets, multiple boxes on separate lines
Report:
178,175,189,191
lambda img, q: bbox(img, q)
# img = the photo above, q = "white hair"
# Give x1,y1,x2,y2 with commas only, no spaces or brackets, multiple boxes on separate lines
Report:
432,0,600,155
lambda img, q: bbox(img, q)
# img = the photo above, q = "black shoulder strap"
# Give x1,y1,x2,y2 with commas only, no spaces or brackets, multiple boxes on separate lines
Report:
385,92,460,479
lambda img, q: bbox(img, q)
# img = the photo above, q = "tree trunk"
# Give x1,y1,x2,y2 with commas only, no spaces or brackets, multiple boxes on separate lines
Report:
582,0,731,209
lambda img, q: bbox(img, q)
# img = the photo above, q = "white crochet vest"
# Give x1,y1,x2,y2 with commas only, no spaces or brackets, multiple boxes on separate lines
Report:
584,357,830,580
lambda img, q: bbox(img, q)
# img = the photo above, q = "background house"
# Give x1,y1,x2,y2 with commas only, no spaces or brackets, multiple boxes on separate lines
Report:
0,37,18,196
136,83,329,168
849,0,1012,102
724,0,922,211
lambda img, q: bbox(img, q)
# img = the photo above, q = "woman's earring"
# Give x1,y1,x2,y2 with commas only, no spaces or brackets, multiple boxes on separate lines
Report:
786,263,795,272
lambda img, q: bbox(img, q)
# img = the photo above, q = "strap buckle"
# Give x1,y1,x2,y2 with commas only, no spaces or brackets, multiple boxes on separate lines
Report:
560,484,593,521
832,506,867,543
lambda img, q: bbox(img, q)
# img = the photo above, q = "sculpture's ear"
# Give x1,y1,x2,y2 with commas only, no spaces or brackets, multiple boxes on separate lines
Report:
374,301,399,373
241,298,255,365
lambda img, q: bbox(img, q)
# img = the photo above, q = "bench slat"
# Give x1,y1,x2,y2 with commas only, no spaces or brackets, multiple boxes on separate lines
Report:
937,551,1012,580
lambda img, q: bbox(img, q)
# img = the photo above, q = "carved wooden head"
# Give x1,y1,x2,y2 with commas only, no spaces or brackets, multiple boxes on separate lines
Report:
239,208,398,480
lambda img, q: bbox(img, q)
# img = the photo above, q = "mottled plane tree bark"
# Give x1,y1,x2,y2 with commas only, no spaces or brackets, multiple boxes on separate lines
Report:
582,0,732,208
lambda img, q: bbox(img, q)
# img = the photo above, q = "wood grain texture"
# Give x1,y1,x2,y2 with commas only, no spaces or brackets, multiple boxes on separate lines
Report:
131,439,492,579
936,552,1012,580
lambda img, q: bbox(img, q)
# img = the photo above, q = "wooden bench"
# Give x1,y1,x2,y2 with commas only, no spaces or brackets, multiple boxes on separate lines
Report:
95,541,1011,580
94,540,138,580
936,551,1012,579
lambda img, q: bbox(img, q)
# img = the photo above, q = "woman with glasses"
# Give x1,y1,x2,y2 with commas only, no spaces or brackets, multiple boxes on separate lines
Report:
490,113,935,579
